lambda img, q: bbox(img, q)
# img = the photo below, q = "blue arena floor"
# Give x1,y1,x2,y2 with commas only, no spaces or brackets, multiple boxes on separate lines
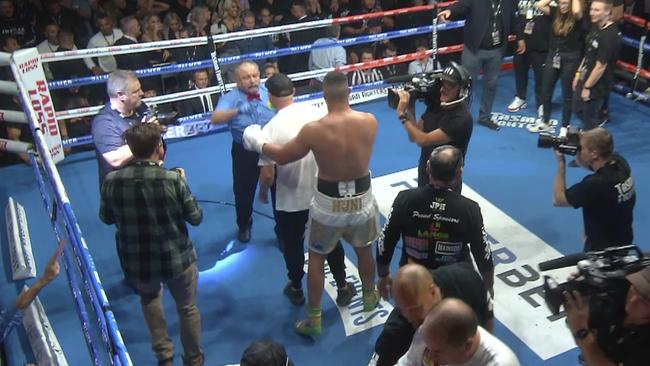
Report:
1,71,649,366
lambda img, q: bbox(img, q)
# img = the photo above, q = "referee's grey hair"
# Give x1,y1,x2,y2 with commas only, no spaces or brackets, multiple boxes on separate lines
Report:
107,70,137,97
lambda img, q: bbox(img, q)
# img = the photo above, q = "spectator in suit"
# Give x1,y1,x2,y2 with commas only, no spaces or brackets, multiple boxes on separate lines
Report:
114,16,147,71
379,41,406,79
178,69,218,117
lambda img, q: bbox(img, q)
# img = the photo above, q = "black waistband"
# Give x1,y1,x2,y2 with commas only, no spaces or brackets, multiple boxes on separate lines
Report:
317,174,371,198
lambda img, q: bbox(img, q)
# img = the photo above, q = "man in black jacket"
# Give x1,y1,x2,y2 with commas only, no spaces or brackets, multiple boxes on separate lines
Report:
178,69,218,117
438,0,518,131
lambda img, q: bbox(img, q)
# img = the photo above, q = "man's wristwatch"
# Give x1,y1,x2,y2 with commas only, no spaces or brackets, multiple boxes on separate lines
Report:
573,328,590,340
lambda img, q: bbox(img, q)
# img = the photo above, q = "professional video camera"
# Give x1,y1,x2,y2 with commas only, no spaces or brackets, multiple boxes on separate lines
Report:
538,245,650,316
537,126,580,156
386,72,442,110
386,62,472,110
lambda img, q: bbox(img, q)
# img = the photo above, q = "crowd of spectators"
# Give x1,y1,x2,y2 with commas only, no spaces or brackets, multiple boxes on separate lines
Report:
0,0,447,167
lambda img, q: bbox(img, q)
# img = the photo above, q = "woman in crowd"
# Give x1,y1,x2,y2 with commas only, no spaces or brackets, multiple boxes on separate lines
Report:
162,12,183,40
528,0,584,133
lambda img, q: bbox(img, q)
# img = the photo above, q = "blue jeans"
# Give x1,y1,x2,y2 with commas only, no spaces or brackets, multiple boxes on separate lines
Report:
461,47,505,123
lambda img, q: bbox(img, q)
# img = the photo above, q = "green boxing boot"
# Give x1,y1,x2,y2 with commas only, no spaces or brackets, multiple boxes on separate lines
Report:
295,306,322,336
363,287,379,311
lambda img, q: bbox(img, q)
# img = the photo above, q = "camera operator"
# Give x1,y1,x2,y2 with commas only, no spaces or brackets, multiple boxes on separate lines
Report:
395,62,473,190
91,70,159,187
564,265,650,366
552,127,635,252
99,122,203,366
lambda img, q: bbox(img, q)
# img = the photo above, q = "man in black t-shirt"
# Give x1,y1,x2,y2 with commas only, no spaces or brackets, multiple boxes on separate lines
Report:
395,62,474,190
572,0,622,131
369,263,493,366
552,127,635,251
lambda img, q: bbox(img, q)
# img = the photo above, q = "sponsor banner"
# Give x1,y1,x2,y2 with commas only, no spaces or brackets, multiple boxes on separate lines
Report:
304,254,393,337
491,111,559,132
371,168,576,360
304,88,388,110
164,120,226,140
12,48,64,163
162,89,387,140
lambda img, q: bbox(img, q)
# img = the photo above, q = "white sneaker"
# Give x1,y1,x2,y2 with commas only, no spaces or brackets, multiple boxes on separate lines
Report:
507,97,527,112
538,105,544,118
527,122,552,133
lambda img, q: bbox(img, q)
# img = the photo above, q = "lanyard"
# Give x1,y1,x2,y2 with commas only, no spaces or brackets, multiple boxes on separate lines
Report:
102,32,115,46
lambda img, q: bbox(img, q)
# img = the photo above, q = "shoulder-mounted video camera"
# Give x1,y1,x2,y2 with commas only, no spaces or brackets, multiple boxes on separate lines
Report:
386,61,472,110
537,126,580,156
539,245,650,315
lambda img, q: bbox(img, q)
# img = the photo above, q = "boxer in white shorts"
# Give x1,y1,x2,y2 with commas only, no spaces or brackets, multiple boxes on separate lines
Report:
243,71,380,336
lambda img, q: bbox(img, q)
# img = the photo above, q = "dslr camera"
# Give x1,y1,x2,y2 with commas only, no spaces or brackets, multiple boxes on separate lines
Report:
386,72,442,110
539,245,650,316
537,126,580,155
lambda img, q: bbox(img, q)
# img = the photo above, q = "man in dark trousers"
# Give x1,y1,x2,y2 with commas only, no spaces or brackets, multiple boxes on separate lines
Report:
572,0,622,131
100,123,203,366
438,0,518,131
210,61,276,243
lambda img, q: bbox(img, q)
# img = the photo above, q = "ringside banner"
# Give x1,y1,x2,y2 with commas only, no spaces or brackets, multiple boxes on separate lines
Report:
12,48,64,163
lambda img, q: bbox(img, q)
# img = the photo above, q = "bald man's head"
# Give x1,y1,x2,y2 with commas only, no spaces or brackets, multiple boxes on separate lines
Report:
421,298,479,364
392,264,441,327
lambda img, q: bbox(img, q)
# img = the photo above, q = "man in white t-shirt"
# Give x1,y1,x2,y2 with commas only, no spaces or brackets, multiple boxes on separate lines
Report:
398,298,520,366
86,13,123,74
257,73,356,308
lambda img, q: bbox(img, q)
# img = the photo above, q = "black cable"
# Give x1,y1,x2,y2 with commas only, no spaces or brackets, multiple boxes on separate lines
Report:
196,199,275,220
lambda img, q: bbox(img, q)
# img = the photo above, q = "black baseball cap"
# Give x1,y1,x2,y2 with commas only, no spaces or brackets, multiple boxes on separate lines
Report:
265,73,294,97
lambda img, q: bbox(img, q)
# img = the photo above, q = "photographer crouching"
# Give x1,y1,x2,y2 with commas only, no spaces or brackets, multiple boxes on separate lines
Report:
391,62,473,191
551,127,635,252
564,264,650,366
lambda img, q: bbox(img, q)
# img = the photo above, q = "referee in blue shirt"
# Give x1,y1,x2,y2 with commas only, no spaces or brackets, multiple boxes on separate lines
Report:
211,61,276,243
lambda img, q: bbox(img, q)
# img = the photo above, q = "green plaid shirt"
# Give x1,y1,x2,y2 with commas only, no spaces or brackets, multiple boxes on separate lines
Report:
99,160,203,282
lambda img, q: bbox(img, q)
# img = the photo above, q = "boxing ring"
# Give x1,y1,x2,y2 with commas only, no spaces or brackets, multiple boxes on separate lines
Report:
0,3,649,365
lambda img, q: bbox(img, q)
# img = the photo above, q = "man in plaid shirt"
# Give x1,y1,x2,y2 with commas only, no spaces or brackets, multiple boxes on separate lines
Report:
99,123,204,366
